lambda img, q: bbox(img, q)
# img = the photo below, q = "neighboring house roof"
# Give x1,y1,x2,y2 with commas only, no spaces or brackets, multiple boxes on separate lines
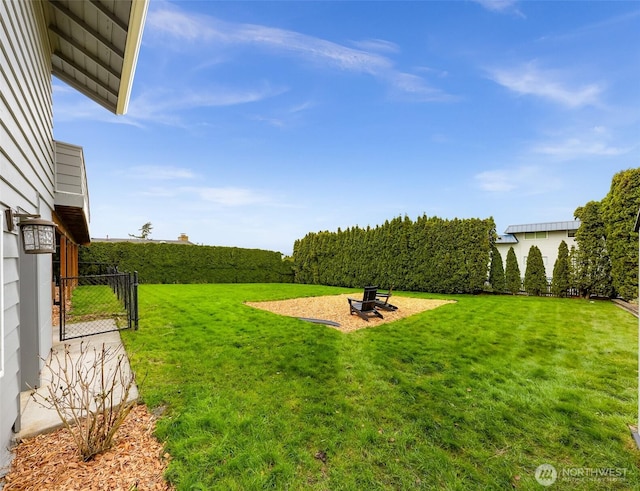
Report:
91,237,195,245
42,0,149,114
496,234,518,244
504,221,581,234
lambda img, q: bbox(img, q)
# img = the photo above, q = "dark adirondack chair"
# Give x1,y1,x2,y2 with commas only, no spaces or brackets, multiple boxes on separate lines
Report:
348,286,384,321
375,286,398,311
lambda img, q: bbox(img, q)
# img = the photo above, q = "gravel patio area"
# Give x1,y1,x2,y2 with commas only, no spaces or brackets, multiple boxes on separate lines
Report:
246,293,455,333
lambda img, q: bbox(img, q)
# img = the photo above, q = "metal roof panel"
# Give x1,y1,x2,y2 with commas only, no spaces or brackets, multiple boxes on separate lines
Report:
504,221,581,234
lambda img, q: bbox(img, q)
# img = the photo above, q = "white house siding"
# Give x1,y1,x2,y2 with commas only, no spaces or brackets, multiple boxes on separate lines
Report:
496,230,577,279
55,142,86,195
0,230,20,474
55,140,90,216
0,0,55,473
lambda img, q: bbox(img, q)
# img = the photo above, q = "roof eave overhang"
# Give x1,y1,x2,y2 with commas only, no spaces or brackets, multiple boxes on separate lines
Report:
54,206,91,245
45,0,149,115
116,0,149,115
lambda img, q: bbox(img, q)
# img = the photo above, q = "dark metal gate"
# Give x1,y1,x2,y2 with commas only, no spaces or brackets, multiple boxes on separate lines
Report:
58,271,138,341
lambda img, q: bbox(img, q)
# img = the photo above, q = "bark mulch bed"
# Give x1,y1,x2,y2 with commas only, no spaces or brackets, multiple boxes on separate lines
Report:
246,293,455,333
1,404,172,491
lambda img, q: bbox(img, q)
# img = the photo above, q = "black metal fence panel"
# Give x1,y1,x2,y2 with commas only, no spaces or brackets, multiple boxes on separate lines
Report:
59,271,138,341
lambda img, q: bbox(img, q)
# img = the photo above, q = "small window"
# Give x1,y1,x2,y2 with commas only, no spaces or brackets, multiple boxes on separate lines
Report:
568,230,576,238
524,232,535,239
535,231,548,239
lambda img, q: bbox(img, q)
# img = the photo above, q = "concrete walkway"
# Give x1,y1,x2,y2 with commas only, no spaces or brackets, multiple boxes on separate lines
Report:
15,326,138,442
612,298,639,318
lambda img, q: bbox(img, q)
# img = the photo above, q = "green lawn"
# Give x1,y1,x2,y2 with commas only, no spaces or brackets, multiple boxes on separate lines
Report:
68,285,127,324
121,284,640,490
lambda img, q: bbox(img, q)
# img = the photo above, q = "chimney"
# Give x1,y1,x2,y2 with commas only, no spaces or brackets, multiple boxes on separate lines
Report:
178,233,189,242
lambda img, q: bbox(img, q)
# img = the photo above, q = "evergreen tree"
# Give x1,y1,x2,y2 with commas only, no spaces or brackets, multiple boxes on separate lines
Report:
129,222,152,239
600,168,640,300
574,201,613,298
505,246,521,294
551,240,570,297
568,245,577,288
524,245,547,296
489,245,506,293
291,214,495,293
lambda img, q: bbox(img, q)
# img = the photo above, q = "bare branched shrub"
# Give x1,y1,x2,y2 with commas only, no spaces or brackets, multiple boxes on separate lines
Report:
31,342,137,461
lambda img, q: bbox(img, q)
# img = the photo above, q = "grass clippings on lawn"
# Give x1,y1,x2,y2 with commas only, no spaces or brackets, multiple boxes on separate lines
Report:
246,293,455,332
2,404,172,491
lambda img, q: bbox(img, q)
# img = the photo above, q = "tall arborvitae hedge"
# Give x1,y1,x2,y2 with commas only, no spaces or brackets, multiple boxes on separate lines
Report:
551,241,571,297
524,245,547,296
572,168,639,300
574,201,613,298
600,168,640,300
489,245,506,293
292,215,495,294
505,246,521,294
78,242,294,284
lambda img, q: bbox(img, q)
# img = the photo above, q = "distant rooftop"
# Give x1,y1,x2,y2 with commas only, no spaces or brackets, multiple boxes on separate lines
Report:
496,234,518,244
504,221,581,234
91,237,194,245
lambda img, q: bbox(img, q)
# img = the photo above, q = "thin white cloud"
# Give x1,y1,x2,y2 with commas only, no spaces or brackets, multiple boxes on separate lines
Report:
58,3,455,126
146,5,217,43
249,114,286,128
289,100,315,114
350,38,400,54
128,85,286,125
53,81,136,125
415,66,449,78
390,72,458,102
473,0,524,17
250,100,316,128
476,166,560,194
473,0,515,12
533,138,630,160
240,24,393,74
146,3,452,102
531,125,633,161
537,9,640,43
129,166,196,180
52,83,75,95
132,184,278,207
147,6,391,73
139,187,180,198
180,186,271,207
488,61,603,108
476,169,518,192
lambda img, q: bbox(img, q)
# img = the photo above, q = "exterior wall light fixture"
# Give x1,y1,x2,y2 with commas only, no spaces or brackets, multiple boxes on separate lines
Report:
4,209,57,254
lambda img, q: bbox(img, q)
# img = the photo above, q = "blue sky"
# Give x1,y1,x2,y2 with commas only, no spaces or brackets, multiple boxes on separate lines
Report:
52,0,640,255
